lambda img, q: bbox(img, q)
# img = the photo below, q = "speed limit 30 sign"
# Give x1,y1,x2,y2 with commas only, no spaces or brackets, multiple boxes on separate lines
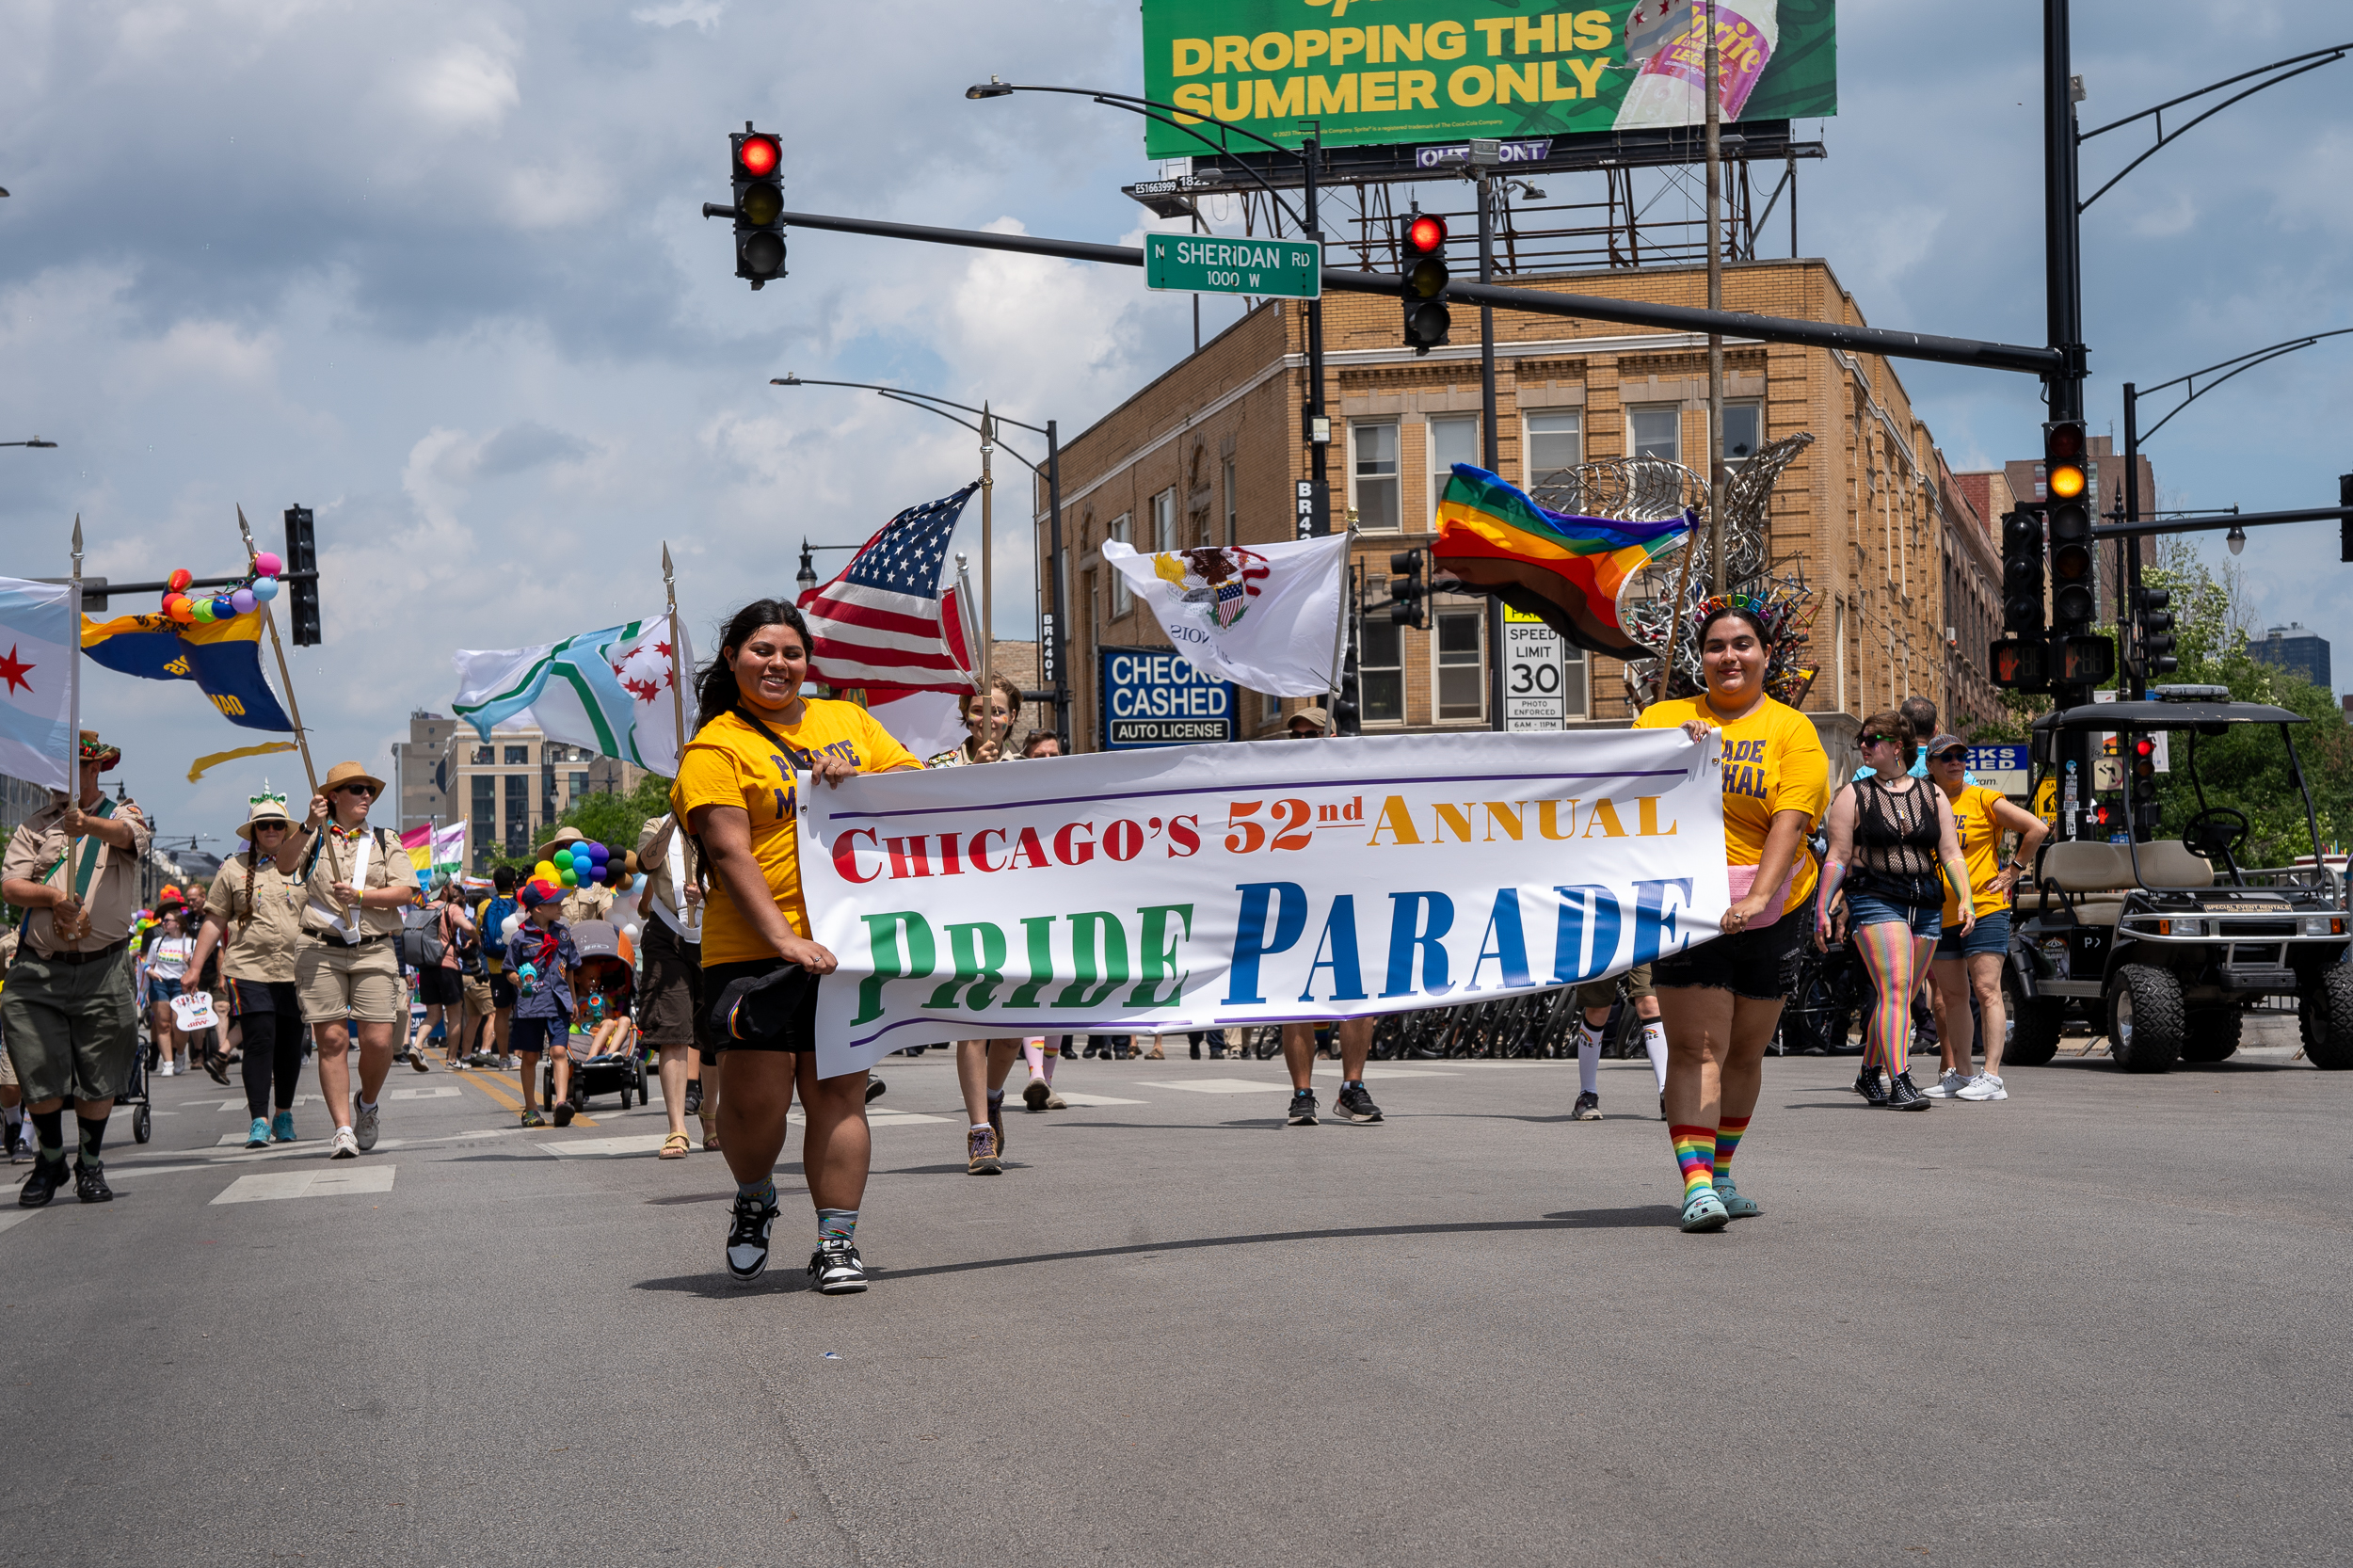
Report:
1503,607,1564,731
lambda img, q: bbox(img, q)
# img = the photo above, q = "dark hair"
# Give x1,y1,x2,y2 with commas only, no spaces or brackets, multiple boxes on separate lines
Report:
493,866,518,892
1860,708,1918,769
694,600,813,738
1898,696,1939,738
1696,602,1773,648
1020,728,1061,758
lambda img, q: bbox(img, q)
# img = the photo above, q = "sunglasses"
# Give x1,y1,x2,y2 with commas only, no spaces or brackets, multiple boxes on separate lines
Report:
1860,733,1895,748
336,783,377,796
1929,748,1967,764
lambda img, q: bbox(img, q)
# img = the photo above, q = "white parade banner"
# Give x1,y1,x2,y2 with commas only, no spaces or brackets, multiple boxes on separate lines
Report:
793,728,1728,1080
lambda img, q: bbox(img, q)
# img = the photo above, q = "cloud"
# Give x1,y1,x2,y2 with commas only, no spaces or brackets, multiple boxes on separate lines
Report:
632,0,724,29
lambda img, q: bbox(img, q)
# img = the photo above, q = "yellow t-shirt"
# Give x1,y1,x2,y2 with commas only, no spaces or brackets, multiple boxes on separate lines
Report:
670,701,921,965
1943,783,2010,923
1635,695,1831,915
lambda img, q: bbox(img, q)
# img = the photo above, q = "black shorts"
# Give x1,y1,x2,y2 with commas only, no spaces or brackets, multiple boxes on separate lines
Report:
510,1015,571,1055
419,967,465,1008
1652,914,1803,1002
702,956,818,1054
490,972,518,1010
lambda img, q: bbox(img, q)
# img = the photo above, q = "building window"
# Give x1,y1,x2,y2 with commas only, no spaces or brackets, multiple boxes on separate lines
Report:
1151,487,1176,553
568,770,589,803
1361,618,1404,724
504,774,530,852
472,776,496,863
1433,610,1485,721
471,744,493,765
1429,415,1480,520
1629,406,1681,464
1721,403,1762,467
1525,411,1582,490
1352,423,1399,532
1262,690,1280,727
1224,457,1238,546
1108,514,1132,617
503,744,529,766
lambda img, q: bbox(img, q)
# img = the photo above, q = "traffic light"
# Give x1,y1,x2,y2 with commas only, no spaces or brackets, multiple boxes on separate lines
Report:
1989,636,2049,692
2134,585,2176,676
1335,636,1363,736
2044,421,2095,628
1389,548,1428,629
2000,507,2045,634
2130,733,2160,812
1400,211,1449,354
2059,632,2115,685
282,504,320,647
731,125,786,289
2341,472,2351,564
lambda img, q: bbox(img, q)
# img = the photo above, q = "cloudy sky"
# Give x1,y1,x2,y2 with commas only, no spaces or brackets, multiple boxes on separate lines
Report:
3,0,2346,848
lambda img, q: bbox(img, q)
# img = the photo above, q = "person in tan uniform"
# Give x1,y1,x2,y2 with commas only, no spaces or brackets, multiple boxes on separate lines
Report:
269,760,420,1160
187,791,309,1149
635,810,710,1158
0,731,152,1207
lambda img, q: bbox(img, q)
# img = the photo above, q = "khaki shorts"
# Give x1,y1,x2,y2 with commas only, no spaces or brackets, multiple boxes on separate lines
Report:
295,936,406,1025
0,1040,16,1088
1,945,140,1103
1573,963,1655,1011
461,975,495,1018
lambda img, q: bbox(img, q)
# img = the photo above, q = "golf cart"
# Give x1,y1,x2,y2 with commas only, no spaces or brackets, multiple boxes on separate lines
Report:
2005,686,2353,1072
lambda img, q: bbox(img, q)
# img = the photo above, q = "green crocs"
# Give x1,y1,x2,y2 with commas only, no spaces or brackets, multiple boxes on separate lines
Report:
1714,1175,1760,1219
1679,1188,1730,1232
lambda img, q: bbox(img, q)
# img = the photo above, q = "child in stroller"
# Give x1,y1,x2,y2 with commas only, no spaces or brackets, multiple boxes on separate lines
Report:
543,920,648,1114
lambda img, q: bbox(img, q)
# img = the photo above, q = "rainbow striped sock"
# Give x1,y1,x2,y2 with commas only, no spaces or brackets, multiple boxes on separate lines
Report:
1671,1124,1717,1201
1714,1114,1752,1178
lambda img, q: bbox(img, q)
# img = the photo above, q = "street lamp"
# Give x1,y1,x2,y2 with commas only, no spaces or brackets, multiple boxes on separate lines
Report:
2227,525,2247,556
1,438,56,448
773,374,1070,748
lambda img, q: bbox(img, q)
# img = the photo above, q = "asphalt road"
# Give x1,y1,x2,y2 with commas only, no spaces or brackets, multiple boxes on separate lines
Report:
5,1031,2346,1568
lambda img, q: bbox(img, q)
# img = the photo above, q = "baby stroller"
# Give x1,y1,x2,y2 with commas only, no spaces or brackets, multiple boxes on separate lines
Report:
539,920,648,1114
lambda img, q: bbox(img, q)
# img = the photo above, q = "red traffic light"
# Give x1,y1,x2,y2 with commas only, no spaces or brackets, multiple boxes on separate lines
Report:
2134,737,2155,759
2044,420,2084,461
739,134,780,178
1406,215,1447,254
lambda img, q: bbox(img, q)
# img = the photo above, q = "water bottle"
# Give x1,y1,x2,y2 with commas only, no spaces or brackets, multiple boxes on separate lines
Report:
1613,0,1780,130
518,962,538,998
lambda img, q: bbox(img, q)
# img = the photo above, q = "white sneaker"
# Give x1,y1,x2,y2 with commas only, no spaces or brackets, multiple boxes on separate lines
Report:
353,1100,382,1151
1957,1073,2008,1101
504,1055,522,1071
1921,1068,1967,1098
329,1127,360,1160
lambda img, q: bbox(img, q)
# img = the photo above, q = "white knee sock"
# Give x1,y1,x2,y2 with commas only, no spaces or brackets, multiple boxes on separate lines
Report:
1642,1021,1669,1092
1577,1023,1603,1095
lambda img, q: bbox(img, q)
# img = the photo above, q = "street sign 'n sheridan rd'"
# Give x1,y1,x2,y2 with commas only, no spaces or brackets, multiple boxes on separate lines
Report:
1144,234,1322,299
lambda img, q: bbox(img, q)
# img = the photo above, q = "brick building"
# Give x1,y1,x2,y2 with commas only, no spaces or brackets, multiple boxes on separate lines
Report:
1036,257,1993,755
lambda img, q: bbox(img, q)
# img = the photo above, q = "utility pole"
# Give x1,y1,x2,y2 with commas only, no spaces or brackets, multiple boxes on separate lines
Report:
1705,0,1727,593
1474,143,1504,731
2043,0,2092,840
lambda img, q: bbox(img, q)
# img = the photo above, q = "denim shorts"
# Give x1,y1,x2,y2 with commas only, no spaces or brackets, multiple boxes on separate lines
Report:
1934,909,2009,962
1845,891,1943,941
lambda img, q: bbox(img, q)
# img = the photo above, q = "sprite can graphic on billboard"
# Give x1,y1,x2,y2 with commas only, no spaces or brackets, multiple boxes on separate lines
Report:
1139,0,1836,159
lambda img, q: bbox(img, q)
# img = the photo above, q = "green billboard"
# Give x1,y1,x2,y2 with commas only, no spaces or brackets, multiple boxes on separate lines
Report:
1140,1,1836,159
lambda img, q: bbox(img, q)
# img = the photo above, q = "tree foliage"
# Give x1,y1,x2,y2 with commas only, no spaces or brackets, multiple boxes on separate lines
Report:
478,774,674,876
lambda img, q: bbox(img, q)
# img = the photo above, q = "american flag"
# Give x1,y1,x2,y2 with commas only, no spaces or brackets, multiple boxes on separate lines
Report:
798,483,978,694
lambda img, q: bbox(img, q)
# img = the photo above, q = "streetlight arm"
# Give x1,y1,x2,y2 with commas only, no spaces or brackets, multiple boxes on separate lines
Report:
2078,42,2349,211
2134,327,2353,443
872,392,1044,474
772,375,1050,438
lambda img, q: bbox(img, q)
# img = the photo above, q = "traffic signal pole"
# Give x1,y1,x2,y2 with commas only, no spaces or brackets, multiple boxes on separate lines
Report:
1475,158,1504,732
2043,0,2096,841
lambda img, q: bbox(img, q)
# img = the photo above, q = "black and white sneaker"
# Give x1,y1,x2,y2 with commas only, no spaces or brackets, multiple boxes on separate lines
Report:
1334,1083,1384,1123
1852,1067,1888,1106
1886,1070,1932,1112
1571,1090,1603,1121
808,1240,870,1295
1287,1089,1319,1127
725,1191,781,1284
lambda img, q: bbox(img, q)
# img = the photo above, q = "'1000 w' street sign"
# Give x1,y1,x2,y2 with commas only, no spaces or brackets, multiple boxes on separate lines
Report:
1144,234,1322,299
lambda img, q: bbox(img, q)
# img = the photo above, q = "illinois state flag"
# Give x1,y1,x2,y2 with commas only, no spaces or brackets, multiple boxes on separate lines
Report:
451,612,696,776
0,576,75,791
1100,534,1348,696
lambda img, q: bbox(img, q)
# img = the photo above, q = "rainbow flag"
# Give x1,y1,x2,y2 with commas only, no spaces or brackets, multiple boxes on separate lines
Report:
1432,464,1691,658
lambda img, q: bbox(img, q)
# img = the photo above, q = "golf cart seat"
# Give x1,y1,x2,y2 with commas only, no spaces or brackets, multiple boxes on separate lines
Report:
2014,840,2214,925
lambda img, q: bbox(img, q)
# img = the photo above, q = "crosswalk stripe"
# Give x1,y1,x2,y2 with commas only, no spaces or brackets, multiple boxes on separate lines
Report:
211,1165,397,1205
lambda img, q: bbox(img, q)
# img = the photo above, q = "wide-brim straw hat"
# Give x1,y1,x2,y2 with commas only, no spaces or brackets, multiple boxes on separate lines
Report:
535,824,587,859
237,790,296,840
321,760,387,797
78,729,122,770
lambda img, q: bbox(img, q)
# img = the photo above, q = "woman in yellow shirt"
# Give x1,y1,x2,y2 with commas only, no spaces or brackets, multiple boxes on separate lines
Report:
1924,733,2046,1103
1633,600,1830,1233
672,599,920,1295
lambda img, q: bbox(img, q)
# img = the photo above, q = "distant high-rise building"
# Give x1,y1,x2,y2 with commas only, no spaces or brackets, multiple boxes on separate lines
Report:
2249,623,2330,690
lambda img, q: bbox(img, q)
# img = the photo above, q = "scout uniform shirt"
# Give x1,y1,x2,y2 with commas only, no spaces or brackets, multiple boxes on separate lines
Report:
671,700,920,965
635,813,703,944
202,850,304,984
294,822,416,942
1,793,154,956
560,880,616,926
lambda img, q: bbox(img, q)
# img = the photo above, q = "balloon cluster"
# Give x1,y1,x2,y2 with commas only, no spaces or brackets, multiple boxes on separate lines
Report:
524,840,635,904
160,552,284,626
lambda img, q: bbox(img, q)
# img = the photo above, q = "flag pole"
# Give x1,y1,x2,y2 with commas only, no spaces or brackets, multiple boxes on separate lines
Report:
236,505,318,796
663,541,689,765
64,517,86,936
979,408,996,755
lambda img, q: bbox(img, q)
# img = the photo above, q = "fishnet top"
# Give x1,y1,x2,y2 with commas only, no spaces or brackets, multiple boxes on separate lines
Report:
1853,774,1940,886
